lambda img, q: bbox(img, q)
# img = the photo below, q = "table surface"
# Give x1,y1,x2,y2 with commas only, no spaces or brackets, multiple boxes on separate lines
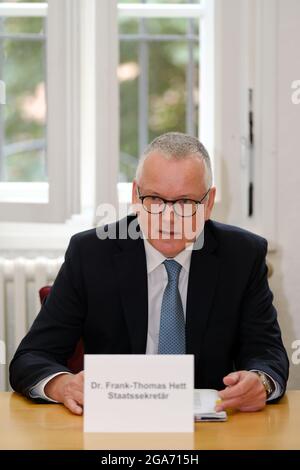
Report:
0,391,300,450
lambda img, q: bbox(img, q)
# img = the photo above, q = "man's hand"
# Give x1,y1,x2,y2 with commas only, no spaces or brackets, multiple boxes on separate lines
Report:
216,371,267,412
44,371,84,415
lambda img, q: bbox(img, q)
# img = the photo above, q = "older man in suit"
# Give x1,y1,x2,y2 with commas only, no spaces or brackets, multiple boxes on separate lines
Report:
10,132,289,415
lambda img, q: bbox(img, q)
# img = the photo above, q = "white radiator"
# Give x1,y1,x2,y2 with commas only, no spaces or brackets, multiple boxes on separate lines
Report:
0,257,63,391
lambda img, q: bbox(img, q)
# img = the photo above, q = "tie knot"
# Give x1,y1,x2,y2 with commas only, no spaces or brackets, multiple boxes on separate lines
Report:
163,259,182,283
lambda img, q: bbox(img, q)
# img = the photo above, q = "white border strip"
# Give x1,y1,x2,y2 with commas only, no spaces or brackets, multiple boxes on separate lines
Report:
0,182,48,204
0,3,204,19
118,4,204,19
0,3,47,17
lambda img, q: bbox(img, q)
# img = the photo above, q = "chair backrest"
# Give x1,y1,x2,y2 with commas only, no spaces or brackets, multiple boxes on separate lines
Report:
39,286,51,305
38,286,84,373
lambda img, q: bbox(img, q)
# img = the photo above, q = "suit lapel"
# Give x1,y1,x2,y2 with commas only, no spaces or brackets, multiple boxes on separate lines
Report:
112,216,220,355
113,220,148,353
186,222,220,354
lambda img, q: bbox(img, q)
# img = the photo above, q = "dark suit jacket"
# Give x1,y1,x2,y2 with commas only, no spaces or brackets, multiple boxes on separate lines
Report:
9,217,289,399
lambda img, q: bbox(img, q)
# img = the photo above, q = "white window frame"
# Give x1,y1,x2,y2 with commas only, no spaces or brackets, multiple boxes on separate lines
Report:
0,1,81,223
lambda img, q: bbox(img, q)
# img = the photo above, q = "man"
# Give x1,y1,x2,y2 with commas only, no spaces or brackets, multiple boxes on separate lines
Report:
10,132,289,415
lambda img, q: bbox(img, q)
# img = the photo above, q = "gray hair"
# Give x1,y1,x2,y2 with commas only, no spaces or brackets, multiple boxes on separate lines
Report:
135,132,213,189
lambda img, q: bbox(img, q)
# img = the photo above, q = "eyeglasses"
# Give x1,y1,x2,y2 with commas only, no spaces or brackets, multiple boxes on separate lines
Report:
137,186,210,217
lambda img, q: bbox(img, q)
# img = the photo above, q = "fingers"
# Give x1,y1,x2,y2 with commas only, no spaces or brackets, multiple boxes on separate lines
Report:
218,372,247,400
216,396,266,413
216,397,240,412
65,389,83,406
216,389,266,412
223,372,240,387
45,371,84,415
217,370,267,412
64,397,83,415
61,371,84,415
219,379,253,400
219,371,260,400
239,404,266,412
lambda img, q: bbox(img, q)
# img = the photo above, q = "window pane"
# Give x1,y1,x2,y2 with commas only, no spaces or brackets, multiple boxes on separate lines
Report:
4,16,44,35
119,17,199,182
0,3,47,182
119,41,139,182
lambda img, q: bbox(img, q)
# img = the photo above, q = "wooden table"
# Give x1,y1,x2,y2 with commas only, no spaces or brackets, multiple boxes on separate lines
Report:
0,391,300,450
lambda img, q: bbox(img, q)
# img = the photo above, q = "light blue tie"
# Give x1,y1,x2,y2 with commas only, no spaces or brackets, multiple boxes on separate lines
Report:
158,260,186,354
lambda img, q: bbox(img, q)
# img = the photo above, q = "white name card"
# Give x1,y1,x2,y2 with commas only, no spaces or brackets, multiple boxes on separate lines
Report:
84,354,194,433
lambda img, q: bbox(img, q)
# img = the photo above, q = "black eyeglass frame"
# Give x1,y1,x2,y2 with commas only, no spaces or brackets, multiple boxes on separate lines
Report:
136,186,211,217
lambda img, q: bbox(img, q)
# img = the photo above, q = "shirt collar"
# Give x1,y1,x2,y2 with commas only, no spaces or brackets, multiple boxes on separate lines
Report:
143,237,193,274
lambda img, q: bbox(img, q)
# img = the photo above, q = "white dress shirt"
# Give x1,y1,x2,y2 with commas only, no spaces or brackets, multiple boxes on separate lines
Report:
30,237,281,402
143,238,192,354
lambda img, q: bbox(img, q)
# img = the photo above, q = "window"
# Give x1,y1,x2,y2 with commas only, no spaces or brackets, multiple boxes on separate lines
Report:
0,0,81,223
117,1,216,202
119,0,200,183
0,1,218,249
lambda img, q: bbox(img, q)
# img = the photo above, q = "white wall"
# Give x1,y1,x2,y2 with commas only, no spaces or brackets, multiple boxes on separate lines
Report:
214,0,300,388
268,0,300,389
